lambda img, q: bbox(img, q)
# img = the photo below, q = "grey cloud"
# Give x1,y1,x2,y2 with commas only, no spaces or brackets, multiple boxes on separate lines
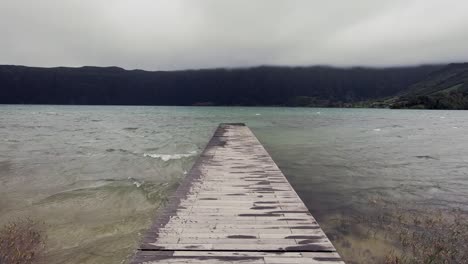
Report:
1,0,467,70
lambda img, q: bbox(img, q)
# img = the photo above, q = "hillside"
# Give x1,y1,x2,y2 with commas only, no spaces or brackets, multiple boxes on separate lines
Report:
0,65,441,106
388,63,468,109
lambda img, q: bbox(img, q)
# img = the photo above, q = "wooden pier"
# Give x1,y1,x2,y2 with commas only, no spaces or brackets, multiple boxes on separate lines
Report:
132,123,343,263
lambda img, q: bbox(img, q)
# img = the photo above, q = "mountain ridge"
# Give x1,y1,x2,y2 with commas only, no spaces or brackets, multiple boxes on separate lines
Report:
368,63,468,109
3,63,466,108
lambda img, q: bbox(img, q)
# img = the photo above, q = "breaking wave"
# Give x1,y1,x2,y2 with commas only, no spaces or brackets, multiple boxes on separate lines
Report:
143,150,197,161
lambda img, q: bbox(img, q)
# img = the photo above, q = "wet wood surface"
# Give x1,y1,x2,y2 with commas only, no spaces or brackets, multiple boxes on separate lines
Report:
131,123,344,263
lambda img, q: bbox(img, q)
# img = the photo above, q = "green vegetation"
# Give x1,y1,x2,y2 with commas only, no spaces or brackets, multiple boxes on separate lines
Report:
285,96,345,107
390,63,468,109
391,90,468,109
0,64,439,107
1,63,468,109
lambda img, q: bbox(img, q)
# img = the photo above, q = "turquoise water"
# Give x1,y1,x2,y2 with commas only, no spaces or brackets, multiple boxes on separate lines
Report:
1,105,468,263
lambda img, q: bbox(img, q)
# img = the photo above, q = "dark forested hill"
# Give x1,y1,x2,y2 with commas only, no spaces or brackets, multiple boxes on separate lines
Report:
389,63,468,109
0,64,443,106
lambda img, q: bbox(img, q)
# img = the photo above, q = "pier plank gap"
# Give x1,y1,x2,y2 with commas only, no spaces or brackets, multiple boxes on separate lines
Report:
131,123,344,264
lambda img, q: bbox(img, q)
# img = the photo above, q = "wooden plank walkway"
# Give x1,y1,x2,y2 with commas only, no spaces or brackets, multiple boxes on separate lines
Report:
131,123,344,264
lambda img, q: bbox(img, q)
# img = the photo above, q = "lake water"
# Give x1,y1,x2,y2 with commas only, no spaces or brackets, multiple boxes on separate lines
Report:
1,105,468,263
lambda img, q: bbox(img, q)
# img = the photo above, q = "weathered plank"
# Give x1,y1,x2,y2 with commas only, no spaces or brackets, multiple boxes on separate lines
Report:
131,123,344,263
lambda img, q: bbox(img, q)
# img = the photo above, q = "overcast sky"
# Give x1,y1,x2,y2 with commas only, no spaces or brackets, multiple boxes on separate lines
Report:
1,0,468,70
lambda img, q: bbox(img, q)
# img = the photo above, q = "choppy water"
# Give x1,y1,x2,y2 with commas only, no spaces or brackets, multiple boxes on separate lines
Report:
1,105,468,263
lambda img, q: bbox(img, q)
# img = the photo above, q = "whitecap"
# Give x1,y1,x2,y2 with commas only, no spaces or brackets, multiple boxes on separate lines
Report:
144,150,197,161
440,116,446,119
128,177,144,188
255,113,261,116
373,128,381,132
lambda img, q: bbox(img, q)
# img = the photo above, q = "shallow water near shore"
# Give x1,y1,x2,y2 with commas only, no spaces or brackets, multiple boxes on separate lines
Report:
1,105,468,263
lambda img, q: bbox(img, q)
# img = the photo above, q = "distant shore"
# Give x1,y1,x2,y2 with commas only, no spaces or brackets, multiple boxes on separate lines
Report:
1,63,466,109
